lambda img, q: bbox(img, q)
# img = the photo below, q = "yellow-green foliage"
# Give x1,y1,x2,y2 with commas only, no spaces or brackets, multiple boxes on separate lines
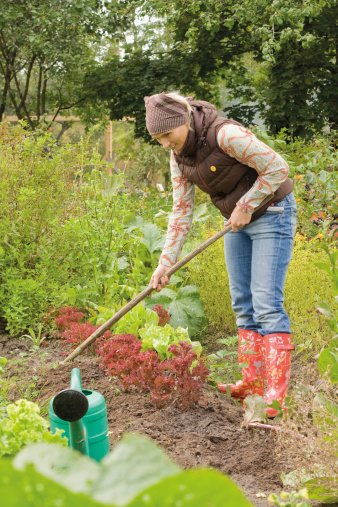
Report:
285,237,335,350
188,235,237,335
188,233,335,351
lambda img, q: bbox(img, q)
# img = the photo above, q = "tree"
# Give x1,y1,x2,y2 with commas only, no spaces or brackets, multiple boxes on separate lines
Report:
227,0,338,136
84,0,247,139
144,0,338,137
0,0,132,127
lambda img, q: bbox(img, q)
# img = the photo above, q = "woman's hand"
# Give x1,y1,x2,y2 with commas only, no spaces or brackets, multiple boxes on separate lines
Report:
150,264,170,291
227,205,252,232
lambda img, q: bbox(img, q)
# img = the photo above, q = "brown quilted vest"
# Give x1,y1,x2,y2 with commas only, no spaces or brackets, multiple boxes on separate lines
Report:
174,100,293,220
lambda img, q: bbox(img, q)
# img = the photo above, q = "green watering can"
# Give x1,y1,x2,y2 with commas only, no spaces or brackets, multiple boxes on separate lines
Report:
49,368,109,461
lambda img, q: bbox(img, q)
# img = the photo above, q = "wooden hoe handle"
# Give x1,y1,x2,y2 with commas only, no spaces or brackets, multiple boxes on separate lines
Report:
62,224,232,363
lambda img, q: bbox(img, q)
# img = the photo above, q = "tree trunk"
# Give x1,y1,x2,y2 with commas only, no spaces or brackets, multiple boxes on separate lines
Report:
0,66,11,121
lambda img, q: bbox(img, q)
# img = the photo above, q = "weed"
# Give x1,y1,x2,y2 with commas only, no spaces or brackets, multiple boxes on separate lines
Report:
206,335,240,385
20,324,47,351
268,489,310,507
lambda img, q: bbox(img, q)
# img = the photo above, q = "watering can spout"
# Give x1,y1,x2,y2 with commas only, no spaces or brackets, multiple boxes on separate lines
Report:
70,367,83,392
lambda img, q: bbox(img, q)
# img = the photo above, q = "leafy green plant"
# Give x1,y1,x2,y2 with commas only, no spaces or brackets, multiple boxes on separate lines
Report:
0,356,7,375
0,399,66,457
95,303,160,336
139,324,202,360
312,392,338,451
282,467,338,505
206,335,239,385
0,125,167,335
0,434,252,506
0,356,9,408
20,324,47,351
314,244,338,383
317,339,338,384
268,489,310,507
146,285,208,337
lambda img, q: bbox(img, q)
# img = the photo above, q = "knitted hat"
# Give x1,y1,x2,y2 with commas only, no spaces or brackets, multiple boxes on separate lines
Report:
144,93,190,136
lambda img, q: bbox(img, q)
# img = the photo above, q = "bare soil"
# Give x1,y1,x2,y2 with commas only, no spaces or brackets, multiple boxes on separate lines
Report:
0,335,304,506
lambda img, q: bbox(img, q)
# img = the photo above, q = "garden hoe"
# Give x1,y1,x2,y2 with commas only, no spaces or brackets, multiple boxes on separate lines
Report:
62,195,273,364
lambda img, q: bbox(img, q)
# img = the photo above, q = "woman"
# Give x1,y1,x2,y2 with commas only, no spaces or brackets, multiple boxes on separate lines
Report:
145,92,297,417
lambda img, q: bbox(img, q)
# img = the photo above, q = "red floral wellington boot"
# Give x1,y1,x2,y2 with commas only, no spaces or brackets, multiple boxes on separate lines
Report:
218,329,264,399
264,333,294,418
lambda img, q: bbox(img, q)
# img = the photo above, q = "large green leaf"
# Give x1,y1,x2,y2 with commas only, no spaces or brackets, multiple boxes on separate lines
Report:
126,218,164,254
14,443,100,494
13,434,180,506
318,339,338,384
140,223,164,254
148,285,207,336
10,434,252,507
305,476,338,504
127,469,253,507
146,288,177,305
0,458,105,507
94,433,180,505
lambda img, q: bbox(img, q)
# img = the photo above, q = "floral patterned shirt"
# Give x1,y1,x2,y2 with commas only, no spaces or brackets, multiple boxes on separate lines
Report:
159,123,289,268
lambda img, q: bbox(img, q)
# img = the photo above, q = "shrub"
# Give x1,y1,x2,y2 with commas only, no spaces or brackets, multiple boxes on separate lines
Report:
1,276,49,336
0,125,165,335
285,237,336,350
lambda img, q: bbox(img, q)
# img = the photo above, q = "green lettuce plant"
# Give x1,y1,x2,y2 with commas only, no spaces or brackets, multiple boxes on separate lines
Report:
0,399,66,457
106,304,159,336
139,324,202,360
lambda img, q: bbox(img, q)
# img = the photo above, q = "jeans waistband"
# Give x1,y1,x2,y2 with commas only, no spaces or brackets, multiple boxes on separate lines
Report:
271,192,296,209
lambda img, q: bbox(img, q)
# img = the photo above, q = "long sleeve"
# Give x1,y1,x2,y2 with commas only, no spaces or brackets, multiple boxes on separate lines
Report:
217,124,289,213
159,151,195,268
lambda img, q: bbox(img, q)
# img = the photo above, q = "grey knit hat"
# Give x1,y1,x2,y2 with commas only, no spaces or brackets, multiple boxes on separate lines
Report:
144,93,190,136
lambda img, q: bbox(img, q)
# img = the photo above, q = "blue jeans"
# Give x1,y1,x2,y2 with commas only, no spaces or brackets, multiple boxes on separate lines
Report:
224,193,297,336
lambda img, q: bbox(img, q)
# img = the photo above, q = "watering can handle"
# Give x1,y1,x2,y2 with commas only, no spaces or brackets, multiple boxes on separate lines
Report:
70,368,83,392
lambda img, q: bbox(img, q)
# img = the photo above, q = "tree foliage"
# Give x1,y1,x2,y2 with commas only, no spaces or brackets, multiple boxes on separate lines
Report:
230,0,338,137
0,0,133,127
1,0,336,138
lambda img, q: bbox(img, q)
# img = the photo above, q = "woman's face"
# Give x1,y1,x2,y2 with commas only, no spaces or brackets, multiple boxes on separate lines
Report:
152,123,189,154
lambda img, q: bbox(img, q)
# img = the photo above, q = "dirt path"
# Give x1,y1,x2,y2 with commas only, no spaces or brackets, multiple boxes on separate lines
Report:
1,335,291,506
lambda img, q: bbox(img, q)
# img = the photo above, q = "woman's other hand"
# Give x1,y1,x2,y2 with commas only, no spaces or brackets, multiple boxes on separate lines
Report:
150,264,170,291
228,206,252,232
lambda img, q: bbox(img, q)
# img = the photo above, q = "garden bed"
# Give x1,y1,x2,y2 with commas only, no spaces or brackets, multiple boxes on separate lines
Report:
0,334,297,507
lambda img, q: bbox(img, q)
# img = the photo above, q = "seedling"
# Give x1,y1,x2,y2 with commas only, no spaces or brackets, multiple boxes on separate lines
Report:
20,324,47,351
